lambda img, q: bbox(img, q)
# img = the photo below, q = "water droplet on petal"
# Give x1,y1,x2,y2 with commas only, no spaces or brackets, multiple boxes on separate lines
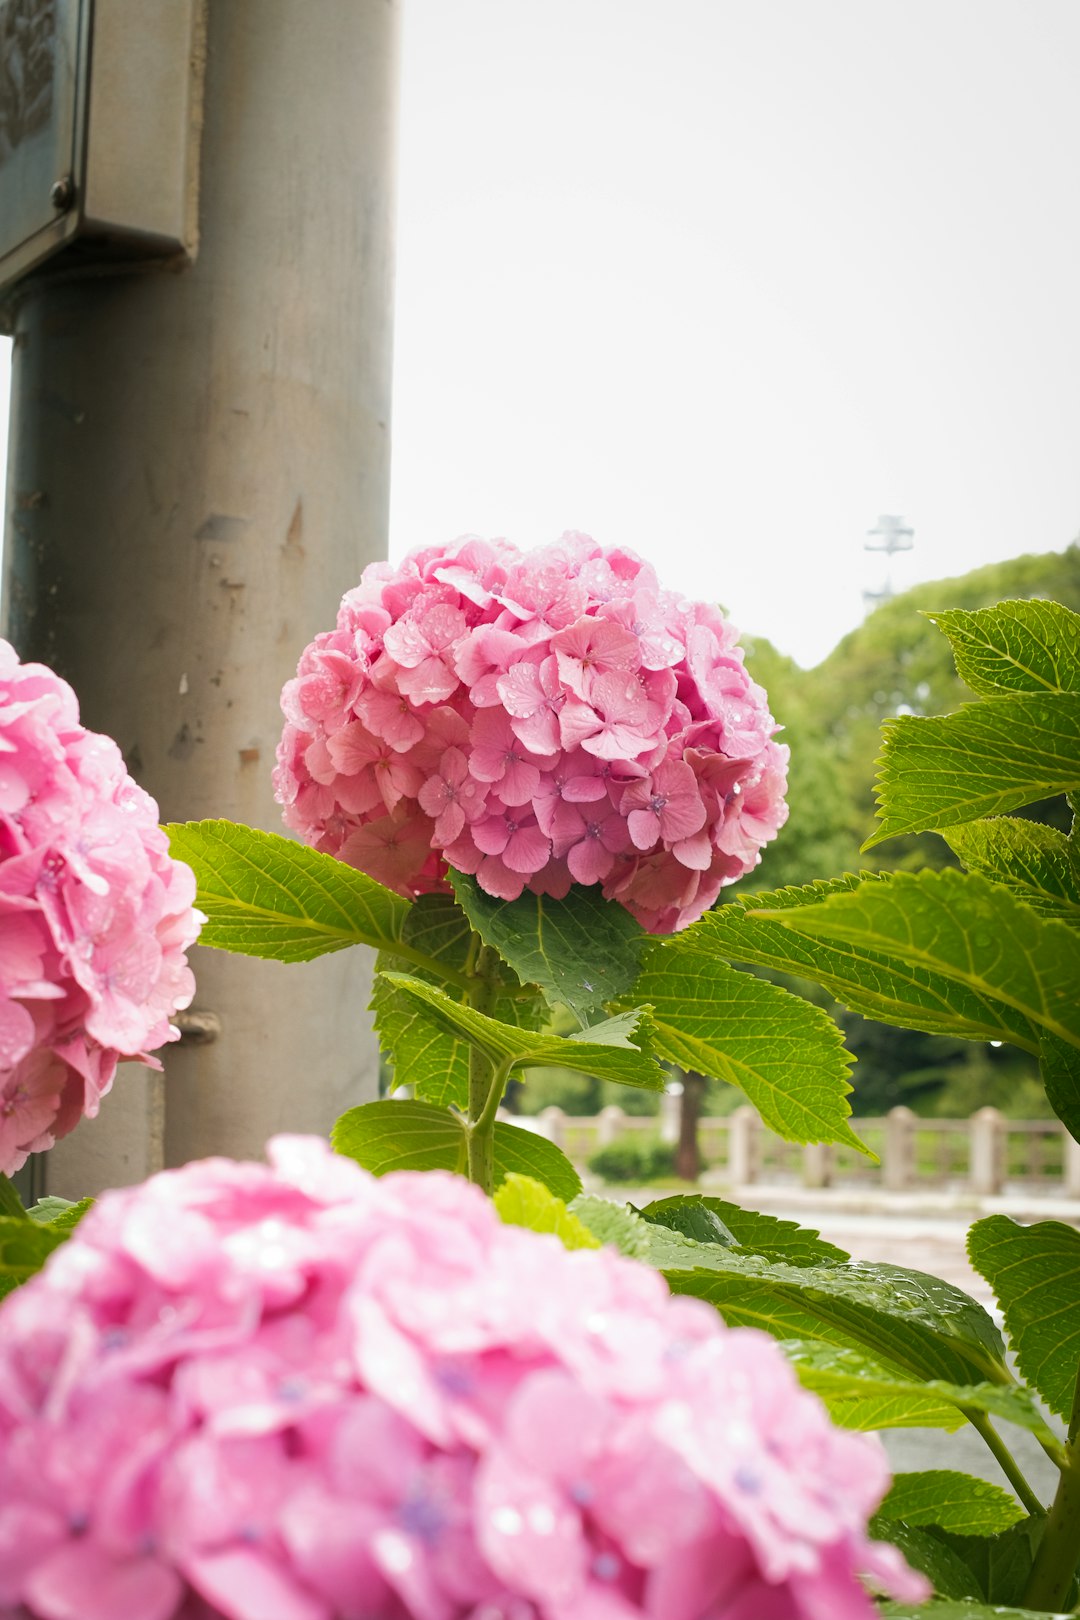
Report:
492,1506,524,1536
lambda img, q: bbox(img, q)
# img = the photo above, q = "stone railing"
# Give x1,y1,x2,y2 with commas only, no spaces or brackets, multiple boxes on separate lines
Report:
512,1102,1080,1197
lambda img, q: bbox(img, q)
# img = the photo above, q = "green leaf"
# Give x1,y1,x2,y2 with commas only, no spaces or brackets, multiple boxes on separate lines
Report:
330,1100,582,1200
377,972,665,1090
781,1340,1062,1447
875,1519,1042,1608
754,868,1080,1055
570,1195,655,1259
656,1244,1009,1387
331,1099,468,1175
871,1520,984,1601
494,1174,600,1249
710,877,1041,1051
0,1215,70,1299
371,894,543,1111
1040,1031,1080,1146
448,871,646,1023
880,1605,1065,1620
944,819,1080,924
863,693,1080,849
165,819,411,963
622,930,864,1149
968,1216,1080,1422
640,1195,849,1265
925,599,1080,698
26,1196,93,1234
491,1123,582,1203
879,1472,1025,1537
933,1521,1044,1610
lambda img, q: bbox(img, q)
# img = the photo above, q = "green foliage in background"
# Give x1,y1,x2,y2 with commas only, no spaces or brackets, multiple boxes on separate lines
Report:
739,544,1080,1116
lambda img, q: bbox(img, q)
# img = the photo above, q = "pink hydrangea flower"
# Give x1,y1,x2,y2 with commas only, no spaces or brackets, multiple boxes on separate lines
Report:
274,536,788,931
0,643,202,1176
0,1138,925,1620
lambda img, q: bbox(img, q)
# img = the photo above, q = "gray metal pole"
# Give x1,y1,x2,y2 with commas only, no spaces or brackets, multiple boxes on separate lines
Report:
2,1,398,1194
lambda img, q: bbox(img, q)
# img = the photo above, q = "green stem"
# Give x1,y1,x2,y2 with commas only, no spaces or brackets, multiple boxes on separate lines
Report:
1024,1367,1080,1612
967,1412,1046,1519
391,940,473,993
464,945,502,1195
0,1171,27,1221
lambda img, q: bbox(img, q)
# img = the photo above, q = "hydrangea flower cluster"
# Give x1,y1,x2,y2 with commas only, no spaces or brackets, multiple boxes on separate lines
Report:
0,1138,924,1620
275,535,788,932
0,642,202,1176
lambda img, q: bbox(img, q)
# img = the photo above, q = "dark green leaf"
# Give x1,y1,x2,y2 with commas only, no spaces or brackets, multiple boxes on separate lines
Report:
878,1472,1025,1536
623,935,864,1149
492,1123,582,1202
754,868,1080,1055
0,1215,69,1299
871,1519,984,1601
710,877,1041,1050
371,894,542,1111
967,1216,1080,1421
448,871,646,1023
933,1520,1043,1609
640,1195,849,1265
494,1174,599,1249
26,1196,93,1234
925,599,1080,698
944,819,1080,924
1039,1032,1080,1147
782,1340,1062,1447
166,819,411,963
657,1246,1008,1387
863,693,1080,849
331,1099,467,1175
371,971,471,1110
377,972,665,1090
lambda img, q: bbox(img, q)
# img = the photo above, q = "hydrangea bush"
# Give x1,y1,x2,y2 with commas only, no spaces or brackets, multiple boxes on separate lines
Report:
273,535,788,932
0,642,202,1176
3,576,1080,1618
0,1137,922,1620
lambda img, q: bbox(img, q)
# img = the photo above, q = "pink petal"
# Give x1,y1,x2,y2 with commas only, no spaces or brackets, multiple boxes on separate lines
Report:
186,1547,330,1620
476,855,528,900
626,809,660,851
503,823,552,875
24,1544,182,1620
672,829,713,869
567,836,615,885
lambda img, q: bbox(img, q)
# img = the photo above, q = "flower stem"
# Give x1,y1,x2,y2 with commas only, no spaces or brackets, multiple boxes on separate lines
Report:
0,1172,27,1221
465,944,502,1195
967,1411,1046,1519
1023,1366,1080,1611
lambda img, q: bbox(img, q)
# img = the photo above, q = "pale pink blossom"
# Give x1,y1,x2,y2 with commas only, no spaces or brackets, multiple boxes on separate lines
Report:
472,803,551,875
556,803,633,886
381,593,467,705
417,747,488,845
0,1141,925,1620
275,535,787,931
0,644,202,1175
549,618,641,701
497,654,567,754
620,760,707,852
470,711,556,805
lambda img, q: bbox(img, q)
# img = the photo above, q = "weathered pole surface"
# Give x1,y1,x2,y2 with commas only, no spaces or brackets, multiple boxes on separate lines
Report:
2,1,399,1196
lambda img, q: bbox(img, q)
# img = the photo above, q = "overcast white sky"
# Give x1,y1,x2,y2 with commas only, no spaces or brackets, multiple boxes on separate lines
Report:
4,1,1080,666
388,0,1080,664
